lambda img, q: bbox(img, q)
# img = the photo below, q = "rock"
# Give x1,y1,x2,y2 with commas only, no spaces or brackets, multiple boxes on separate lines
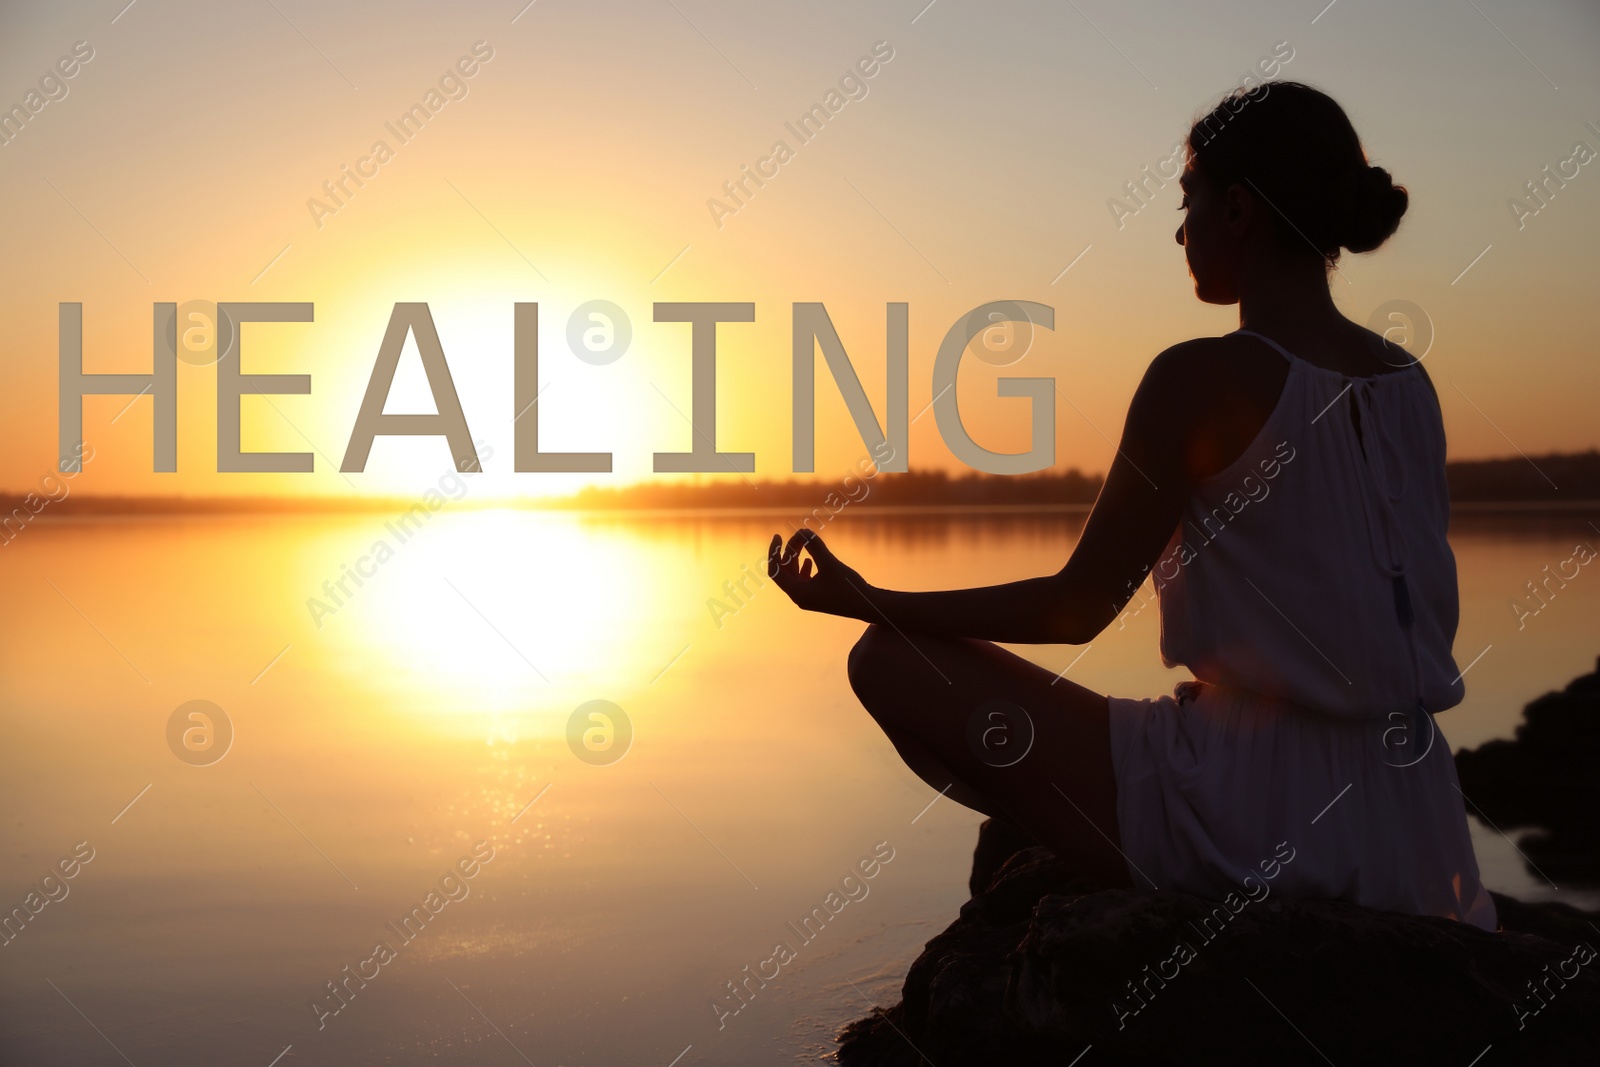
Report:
968,817,1040,897
1456,656,1600,886
837,819,1600,1067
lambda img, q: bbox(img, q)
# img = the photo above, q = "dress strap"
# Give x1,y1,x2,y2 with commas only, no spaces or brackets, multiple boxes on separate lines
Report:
1231,328,1297,364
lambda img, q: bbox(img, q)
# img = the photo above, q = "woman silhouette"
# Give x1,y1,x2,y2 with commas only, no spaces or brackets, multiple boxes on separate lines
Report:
769,82,1496,930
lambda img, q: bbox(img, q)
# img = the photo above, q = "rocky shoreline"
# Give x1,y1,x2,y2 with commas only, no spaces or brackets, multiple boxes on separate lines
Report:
837,661,1600,1066
1456,657,1600,887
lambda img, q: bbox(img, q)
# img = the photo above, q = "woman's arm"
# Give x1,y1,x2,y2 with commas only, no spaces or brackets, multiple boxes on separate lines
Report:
770,342,1239,643
770,338,1286,641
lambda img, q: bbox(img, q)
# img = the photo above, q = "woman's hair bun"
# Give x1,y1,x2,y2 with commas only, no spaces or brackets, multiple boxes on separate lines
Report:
1342,164,1408,254
1186,83,1409,260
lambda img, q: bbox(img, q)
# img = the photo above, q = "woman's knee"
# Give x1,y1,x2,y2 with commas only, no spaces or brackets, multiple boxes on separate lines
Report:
847,624,886,699
847,624,910,709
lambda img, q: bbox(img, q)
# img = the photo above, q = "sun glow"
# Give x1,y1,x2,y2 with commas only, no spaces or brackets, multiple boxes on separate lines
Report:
301,510,677,724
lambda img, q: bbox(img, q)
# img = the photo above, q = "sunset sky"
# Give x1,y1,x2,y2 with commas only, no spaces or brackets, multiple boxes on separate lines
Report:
3,0,1597,500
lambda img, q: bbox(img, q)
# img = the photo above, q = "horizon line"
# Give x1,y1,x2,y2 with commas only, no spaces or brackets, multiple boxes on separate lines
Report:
4,448,1599,513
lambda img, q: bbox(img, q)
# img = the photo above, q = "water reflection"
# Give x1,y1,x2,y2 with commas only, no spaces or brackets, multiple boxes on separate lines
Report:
0,507,1594,1065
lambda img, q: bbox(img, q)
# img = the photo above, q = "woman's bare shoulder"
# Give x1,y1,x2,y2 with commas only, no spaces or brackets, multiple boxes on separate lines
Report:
1139,334,1288,404
1130,335,1291,485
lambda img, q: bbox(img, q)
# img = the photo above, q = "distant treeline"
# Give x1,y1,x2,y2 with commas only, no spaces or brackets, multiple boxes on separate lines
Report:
1445,451,1600,504
553,450,1600,509
3,451,1597,515
554,468,1107,510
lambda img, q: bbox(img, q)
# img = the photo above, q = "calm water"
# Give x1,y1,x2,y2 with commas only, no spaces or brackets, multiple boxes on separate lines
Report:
2,507,1597,1066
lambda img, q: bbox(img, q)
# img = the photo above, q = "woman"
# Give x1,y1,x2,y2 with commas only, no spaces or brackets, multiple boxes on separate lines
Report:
768,82,1497,931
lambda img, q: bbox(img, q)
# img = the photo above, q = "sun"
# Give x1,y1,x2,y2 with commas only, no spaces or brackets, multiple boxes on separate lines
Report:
304,508,669,723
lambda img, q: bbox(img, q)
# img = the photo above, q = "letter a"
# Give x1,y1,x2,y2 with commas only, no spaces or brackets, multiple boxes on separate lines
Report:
341,303,480,472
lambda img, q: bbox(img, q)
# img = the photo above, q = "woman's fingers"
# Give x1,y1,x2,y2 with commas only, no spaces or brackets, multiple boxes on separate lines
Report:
799,530,838,566
783,529,835,572
769,533,806,592
783,529,808,565
770,530,843,604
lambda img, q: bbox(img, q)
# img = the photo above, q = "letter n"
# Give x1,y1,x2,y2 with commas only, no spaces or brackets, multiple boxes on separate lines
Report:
792,302,908,473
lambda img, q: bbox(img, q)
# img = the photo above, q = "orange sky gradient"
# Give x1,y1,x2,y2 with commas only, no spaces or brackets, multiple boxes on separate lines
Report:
3,0,1597,501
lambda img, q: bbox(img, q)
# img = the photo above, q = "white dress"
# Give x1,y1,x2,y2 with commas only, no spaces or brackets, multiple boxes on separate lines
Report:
1108,329,1498,930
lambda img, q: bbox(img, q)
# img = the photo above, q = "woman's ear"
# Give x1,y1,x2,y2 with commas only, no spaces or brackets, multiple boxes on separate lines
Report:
1223,182,1254,233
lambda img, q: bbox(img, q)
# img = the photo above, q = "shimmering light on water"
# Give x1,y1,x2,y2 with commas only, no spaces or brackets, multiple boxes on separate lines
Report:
1,509,1595,1064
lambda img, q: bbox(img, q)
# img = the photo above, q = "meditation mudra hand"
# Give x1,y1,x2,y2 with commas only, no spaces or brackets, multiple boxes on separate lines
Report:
768,530,864,617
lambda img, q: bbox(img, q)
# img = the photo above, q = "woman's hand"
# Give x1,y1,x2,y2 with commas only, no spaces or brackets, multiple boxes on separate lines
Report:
768,530,870,617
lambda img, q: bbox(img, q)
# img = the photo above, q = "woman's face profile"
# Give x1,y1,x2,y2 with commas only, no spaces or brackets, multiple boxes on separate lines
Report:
1174,165,1238,306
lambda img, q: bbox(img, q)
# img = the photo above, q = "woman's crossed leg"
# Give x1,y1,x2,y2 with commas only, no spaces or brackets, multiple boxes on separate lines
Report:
847,624,1134,890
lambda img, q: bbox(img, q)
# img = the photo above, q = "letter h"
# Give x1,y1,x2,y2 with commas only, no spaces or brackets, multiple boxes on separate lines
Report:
59,302,177,472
